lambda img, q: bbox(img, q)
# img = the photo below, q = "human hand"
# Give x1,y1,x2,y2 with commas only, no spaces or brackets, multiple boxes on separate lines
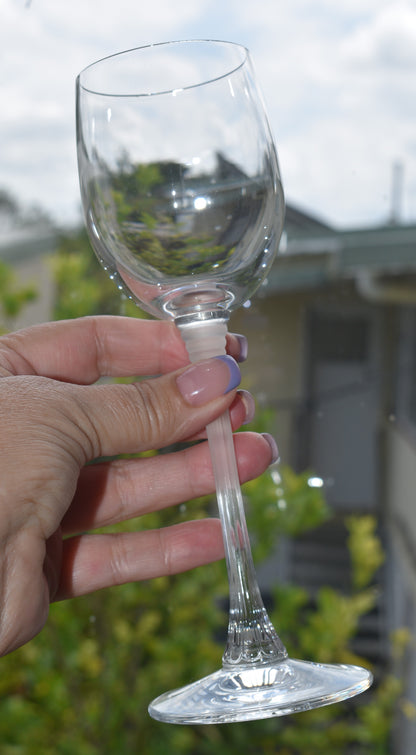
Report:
0,316,276,655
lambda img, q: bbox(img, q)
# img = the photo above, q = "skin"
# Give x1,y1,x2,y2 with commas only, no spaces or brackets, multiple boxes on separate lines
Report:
0,315,273,656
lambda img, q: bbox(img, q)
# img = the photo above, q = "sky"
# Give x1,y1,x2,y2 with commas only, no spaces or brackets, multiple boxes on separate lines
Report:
1,0,416,230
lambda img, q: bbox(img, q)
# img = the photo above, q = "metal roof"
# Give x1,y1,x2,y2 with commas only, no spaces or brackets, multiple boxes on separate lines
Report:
268,219,416,293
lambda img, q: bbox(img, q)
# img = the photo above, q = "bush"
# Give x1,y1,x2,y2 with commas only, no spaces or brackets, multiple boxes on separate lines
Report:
0,468,402,754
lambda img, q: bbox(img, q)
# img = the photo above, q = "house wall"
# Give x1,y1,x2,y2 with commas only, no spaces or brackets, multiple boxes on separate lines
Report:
387,424,416,599
230,283,377,478
385,424,416,752
386,306,416,625
230,292,305,466
0,224,57,331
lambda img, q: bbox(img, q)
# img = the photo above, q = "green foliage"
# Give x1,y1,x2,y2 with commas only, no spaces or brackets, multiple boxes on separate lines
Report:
50,228,146,320
298,586,376,665
346,515,385,591
0,259,37,332
276,515,385,668
0,230,405,752
243,466,331,563
0,468,402,754
111,158,230,276
0,501,229,754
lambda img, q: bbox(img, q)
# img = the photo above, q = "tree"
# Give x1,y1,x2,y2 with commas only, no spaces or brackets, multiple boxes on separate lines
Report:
50,227,145,321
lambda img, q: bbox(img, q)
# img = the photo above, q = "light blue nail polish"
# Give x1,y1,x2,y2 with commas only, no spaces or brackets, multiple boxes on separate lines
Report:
215,355,241,393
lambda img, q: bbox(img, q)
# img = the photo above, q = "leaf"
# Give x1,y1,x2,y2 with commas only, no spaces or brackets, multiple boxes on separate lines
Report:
346,515,385,590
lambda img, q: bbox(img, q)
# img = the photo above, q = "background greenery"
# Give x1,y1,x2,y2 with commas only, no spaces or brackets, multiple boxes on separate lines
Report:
0,228,408,753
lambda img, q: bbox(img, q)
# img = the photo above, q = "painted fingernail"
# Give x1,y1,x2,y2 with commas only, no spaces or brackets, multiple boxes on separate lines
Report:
262,433,280,464
238,390,256,425
176,355,241,406
232,333,248,362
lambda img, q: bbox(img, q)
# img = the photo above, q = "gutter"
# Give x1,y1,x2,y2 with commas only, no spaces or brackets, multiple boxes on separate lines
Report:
356,268,416,305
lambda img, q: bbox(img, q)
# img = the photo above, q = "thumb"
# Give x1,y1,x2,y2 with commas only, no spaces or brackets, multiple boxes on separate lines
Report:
75,355,241,459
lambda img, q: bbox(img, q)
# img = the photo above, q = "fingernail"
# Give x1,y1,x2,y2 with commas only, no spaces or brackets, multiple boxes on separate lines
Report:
177,355,241,406
262,433,280,464
232,333,248,362
238,390,256,425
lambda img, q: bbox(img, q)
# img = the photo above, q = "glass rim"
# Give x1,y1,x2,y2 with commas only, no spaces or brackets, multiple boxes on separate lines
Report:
76,39,250,98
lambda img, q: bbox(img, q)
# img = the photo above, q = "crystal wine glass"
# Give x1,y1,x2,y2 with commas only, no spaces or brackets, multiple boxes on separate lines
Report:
76,40,372,724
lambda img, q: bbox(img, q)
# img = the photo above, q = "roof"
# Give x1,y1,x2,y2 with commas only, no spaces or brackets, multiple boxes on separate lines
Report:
284,203,333,235
269,214,416,293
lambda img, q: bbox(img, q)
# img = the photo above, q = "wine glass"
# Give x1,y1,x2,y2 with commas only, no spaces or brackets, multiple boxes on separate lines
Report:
76,40,372,724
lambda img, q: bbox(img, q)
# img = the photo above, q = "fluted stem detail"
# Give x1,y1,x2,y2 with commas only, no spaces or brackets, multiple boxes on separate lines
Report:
178,316,288,669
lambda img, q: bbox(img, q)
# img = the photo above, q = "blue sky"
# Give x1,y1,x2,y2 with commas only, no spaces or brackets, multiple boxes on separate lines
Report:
2,0,416,228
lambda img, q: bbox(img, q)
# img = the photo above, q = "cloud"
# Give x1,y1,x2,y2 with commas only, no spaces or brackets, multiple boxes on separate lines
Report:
341,3,416,69
1,0,415,226
1,0,216,219
232,0,416,224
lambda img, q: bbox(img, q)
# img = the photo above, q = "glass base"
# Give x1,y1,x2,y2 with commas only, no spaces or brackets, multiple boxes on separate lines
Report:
148,658,373,724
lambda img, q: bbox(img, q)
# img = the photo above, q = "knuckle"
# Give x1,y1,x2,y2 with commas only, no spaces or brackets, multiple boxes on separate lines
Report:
62,386,102,462
108,535,129,586
158,528,173,576
111,461,136,521
131,379,179,447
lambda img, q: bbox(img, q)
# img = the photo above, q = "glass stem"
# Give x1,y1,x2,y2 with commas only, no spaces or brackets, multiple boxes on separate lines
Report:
177,316,287,669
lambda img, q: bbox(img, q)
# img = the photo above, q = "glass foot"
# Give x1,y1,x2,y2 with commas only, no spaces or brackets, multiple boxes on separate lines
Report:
148,658,373,724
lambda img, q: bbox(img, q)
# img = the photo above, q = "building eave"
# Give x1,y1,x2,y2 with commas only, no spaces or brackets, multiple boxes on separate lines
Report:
268,221,416,295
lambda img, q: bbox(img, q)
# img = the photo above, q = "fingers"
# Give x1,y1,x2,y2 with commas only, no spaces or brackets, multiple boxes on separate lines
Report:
0,316,248,383
74,355,242,459
55,519,224,600
62,431,274,535
0,316,187,381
